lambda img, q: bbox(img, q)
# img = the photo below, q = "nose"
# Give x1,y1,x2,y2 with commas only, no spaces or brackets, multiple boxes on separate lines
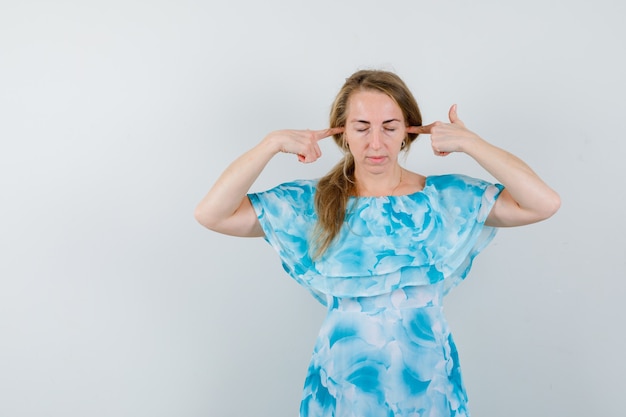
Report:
369,129,382,150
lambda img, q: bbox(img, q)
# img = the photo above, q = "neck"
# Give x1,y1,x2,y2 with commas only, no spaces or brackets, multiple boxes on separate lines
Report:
355,166,404,197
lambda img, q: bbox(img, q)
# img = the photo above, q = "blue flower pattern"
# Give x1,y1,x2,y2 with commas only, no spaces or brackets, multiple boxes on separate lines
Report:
248,174,503,417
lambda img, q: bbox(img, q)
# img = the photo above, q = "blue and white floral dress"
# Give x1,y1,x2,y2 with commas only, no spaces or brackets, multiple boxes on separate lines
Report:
248,174,503,417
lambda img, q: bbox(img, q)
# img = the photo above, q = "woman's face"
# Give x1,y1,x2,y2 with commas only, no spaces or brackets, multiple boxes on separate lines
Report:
344,90,406,174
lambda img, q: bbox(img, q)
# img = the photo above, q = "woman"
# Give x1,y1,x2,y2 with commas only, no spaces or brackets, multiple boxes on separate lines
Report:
195,70,560,416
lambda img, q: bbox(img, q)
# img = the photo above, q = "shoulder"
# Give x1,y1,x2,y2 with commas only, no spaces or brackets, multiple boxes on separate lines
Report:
426,174,504,220
255,179,318,198
426,173,493,191
248,179,318,213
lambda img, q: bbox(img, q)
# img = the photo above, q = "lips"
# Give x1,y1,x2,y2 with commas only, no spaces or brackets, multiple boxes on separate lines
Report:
367,156,387,163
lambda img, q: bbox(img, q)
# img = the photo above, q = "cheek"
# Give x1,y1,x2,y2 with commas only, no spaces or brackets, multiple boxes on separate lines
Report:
344,132,363,147
385,130,405,144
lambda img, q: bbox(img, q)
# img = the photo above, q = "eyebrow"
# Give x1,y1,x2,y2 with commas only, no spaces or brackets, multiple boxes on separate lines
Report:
351,118,402,124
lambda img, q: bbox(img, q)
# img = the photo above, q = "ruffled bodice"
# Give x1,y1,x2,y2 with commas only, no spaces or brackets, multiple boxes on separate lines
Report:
248,174,503,305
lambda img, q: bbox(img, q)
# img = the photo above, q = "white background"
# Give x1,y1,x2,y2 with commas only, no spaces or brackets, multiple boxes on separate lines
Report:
1,1,624,416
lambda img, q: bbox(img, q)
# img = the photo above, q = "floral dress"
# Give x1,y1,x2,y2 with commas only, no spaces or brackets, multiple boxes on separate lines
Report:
248,174,503,417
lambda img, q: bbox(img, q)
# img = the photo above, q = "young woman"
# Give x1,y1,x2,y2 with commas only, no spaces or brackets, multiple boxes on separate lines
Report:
195,70,560,416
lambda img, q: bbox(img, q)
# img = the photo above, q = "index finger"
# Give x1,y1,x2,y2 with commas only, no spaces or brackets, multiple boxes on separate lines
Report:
406,122,436,135
313,127,344,141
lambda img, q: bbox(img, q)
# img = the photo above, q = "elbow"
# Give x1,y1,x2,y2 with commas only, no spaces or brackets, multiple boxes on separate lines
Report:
194,204,218,230
538,191,561,221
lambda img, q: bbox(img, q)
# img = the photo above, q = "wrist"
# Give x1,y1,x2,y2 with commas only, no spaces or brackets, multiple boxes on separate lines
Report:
258,133,283,156
459,134,487,155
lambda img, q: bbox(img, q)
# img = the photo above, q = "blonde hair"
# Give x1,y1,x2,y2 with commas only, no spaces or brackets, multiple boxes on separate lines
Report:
312,70,423,258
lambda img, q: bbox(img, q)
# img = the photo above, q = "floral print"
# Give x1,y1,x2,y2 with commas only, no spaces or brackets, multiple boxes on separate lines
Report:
248,174,503,416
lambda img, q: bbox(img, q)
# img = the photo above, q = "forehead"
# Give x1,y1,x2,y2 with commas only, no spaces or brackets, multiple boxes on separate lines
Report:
347,90,404,122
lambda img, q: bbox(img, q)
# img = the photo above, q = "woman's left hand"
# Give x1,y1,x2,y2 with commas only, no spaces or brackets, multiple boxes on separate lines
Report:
407,104,479,156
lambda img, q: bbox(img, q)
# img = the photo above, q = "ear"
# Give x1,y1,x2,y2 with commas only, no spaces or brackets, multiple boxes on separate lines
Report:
341,132,350,151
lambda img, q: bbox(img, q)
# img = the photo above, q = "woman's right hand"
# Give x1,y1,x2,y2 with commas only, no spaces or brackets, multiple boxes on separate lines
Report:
264,127,344,163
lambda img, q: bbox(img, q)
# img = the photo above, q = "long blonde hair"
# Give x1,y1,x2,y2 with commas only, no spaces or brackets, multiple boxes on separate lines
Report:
312,70,423,258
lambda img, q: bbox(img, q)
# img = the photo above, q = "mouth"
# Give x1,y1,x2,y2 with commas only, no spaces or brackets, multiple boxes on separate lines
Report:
367,156,387,164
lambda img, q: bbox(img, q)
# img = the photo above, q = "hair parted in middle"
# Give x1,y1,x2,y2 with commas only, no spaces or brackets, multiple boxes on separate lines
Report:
312,69,423,258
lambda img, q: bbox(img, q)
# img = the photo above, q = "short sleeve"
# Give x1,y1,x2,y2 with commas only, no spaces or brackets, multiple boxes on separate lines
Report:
428,174,504,294
247,180,325,302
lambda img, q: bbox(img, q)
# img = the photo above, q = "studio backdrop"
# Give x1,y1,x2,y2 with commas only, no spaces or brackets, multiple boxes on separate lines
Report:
0,1,623,416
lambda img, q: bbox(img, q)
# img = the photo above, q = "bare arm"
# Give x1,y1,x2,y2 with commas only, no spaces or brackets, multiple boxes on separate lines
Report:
194,128,343,237
408,105,560,227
